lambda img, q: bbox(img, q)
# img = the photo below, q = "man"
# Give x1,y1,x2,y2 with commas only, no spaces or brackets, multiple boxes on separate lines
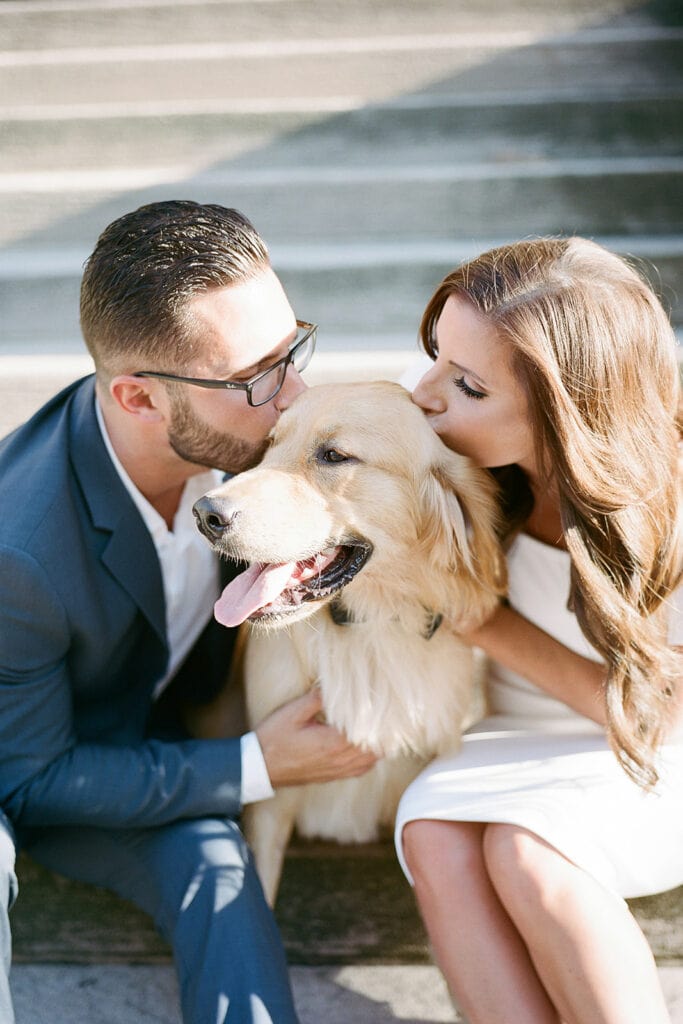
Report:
0,201,375,1023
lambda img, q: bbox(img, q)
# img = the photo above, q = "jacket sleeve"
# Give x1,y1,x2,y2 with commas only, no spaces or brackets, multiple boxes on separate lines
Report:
0,544,242,829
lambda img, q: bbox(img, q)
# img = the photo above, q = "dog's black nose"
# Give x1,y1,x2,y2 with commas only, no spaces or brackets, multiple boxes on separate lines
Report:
192,495,239,541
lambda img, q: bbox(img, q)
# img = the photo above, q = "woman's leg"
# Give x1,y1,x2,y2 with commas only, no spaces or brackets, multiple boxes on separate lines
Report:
483,824,670,1024
402,819,560,1023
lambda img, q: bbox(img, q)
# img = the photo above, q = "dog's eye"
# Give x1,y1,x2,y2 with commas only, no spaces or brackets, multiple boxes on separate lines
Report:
320,447,349,464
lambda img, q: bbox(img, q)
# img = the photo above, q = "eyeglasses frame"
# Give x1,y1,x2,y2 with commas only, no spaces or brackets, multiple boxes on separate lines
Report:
132,320,317,407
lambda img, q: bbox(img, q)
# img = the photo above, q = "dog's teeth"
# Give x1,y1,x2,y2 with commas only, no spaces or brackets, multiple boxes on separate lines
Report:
297,547,341,582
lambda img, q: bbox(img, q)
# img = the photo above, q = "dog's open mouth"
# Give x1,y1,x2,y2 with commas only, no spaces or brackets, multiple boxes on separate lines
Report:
214,542,372,627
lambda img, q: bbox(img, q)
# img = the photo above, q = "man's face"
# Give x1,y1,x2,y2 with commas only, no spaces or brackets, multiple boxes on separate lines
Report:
166,268,307,474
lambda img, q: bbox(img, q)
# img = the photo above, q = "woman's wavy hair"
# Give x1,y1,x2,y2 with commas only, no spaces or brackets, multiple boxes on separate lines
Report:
420,237,682,788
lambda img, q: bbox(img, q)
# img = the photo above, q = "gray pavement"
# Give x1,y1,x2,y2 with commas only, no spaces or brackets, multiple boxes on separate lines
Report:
9,964,683,1023
10,964,458,1024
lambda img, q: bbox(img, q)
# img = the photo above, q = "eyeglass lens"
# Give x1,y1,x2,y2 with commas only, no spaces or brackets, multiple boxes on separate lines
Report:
250,328,315,406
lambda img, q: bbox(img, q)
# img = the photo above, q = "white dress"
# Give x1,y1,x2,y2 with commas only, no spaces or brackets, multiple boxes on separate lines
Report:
394,533,683,899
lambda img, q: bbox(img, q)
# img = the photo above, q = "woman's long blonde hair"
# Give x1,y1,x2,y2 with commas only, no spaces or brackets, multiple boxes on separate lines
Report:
421,237,682,788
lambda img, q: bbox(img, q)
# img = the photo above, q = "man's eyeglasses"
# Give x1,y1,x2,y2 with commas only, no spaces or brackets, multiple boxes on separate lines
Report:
133,320,317,408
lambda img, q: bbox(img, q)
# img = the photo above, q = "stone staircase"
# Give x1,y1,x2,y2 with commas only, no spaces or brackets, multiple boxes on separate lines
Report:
0,0,681,358
1,0,682,1020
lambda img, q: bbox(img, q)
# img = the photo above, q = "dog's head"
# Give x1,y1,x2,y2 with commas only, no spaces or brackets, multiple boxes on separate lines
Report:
194,382,505,629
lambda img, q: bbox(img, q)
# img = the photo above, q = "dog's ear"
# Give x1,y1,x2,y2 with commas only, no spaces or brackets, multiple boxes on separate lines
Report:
418,450,506,621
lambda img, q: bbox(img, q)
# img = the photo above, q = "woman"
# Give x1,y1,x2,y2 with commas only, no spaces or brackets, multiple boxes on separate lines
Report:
395,237,683,1023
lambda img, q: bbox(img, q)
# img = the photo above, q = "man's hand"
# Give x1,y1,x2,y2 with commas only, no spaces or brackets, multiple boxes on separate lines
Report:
255,688,378,789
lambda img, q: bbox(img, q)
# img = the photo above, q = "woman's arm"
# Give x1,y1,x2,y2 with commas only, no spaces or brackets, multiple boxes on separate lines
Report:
463,604,607,724
466,612,683,729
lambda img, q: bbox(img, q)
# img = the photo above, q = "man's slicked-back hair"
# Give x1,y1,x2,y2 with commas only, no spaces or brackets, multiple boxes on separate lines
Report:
80,200,270,378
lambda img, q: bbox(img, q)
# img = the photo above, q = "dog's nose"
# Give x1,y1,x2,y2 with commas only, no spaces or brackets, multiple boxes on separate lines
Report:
192,495,240,541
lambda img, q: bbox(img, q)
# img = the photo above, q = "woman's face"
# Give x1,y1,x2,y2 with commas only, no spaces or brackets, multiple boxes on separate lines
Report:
412,294,536,474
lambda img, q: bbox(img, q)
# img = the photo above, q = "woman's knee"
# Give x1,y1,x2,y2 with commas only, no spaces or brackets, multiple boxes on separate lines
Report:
402,819,485,891
482,823,567,912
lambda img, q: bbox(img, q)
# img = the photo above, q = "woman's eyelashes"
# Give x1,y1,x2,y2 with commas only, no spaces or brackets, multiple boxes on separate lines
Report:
453,375,487,400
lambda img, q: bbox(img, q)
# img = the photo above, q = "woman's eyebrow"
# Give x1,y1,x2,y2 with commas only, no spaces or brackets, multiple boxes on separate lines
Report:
449,361,489,388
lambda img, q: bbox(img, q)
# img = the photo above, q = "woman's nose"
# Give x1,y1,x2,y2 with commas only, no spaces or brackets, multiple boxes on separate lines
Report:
412,368,442,414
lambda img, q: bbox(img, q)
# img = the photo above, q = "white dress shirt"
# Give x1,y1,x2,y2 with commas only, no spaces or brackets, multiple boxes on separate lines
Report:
95,399,274,804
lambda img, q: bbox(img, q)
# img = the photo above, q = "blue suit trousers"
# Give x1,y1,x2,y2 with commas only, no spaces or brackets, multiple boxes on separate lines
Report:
25,817,299,1024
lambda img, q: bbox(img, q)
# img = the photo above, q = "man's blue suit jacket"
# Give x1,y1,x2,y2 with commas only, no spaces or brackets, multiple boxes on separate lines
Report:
0,376,243,833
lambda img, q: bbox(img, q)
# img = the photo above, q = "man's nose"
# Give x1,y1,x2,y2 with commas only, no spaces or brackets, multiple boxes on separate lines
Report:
193,495,240,541
275,364,307,411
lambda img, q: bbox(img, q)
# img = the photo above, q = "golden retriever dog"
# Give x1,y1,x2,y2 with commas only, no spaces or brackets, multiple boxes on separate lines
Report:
193,381,504,905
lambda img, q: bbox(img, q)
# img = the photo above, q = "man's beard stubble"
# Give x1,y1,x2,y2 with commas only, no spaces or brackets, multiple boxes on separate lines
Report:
167,389,268,474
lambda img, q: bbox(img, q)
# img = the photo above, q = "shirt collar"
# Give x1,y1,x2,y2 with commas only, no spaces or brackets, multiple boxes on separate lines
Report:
94,397,220,542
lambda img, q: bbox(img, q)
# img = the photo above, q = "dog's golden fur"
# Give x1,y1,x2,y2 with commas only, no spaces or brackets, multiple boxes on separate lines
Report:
199,382,505,904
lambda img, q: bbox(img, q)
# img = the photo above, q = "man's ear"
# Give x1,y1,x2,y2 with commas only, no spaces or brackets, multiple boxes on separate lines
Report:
108,375,167,422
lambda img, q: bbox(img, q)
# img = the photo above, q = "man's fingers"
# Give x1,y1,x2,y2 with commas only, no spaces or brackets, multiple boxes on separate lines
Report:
288,686,324,722
256,686,380,787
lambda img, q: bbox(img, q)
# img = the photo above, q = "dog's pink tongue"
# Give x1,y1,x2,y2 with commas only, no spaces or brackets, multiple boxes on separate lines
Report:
214,562,297,627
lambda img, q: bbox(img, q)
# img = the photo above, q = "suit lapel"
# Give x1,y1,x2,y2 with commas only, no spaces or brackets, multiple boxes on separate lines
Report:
69,378,167,647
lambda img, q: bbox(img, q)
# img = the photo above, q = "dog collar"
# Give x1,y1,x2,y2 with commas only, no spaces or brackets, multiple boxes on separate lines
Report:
329,598,443,641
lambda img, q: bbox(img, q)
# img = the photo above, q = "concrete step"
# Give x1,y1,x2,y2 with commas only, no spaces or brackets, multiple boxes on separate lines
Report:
11,846,683,967
2,236,682,354
1,158,681,253
3,0,680,52
2,34,681,111
3,94,682,174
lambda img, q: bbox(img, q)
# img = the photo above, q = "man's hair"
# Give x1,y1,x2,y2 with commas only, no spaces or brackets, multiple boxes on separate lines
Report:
80,200,270,378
